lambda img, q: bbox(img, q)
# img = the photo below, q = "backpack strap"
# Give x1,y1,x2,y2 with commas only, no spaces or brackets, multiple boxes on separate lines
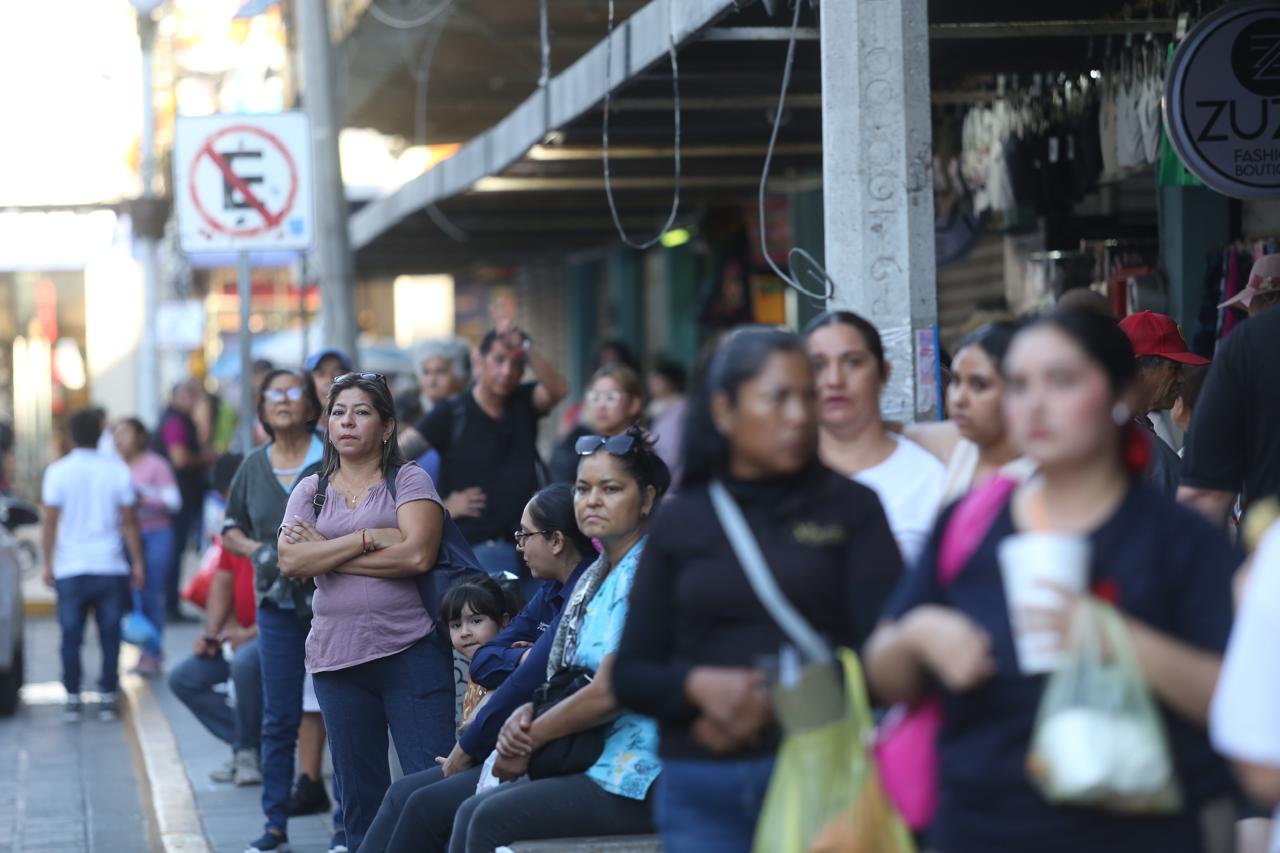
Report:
449,393,468,451
312,472,329,515
936,476,1018,587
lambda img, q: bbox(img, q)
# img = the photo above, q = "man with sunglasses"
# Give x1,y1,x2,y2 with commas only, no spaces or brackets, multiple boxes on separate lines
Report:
399,320,567,595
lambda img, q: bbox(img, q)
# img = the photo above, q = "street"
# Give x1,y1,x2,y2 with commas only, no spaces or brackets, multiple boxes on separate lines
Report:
0,617,154,853
0,615,338,853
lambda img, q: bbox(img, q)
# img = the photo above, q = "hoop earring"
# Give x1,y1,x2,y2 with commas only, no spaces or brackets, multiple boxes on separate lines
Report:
1111,402,1132,426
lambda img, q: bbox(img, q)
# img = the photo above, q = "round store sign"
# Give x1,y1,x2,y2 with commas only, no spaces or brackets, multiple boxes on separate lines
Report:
1166,1,1280,199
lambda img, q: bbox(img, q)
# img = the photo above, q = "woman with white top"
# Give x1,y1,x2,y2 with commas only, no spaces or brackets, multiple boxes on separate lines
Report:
804,311,946,566
908,322,1031,505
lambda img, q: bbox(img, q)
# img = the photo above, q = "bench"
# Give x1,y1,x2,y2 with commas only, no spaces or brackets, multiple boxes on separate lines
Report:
504,835,663,852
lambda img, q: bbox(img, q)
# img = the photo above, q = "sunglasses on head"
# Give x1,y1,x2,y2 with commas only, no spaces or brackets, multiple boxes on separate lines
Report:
575,434,636,456
335,372,388,386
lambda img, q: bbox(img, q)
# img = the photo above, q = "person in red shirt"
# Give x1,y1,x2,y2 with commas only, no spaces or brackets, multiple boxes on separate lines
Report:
168,453,263,786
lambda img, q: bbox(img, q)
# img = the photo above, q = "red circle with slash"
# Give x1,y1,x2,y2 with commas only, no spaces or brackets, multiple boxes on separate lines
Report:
187,124,299,239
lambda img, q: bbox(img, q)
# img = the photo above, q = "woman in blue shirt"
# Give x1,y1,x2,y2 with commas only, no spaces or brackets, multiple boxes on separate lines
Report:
447,426,669,853
865,310,1242,853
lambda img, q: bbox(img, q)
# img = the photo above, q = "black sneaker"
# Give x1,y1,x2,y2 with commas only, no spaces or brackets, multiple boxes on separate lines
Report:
244,830,290,852
286,773,330,816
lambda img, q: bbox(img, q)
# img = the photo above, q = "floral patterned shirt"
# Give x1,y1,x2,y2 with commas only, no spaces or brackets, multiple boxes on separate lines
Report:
570,538,661,800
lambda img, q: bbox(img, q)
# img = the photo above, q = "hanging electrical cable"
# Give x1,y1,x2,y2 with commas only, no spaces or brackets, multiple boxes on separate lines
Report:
394,3,469,242
757,0,835,304
601,0,682,250
369,0,459,30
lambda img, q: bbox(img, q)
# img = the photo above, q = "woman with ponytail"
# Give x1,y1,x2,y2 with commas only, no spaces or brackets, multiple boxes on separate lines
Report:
865,309,1244,853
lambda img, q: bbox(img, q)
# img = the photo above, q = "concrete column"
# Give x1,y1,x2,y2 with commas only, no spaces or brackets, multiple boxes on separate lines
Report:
295,0,359,360
820,0,938,421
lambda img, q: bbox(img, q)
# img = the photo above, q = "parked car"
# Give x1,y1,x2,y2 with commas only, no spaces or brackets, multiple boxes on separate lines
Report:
0,497,38,716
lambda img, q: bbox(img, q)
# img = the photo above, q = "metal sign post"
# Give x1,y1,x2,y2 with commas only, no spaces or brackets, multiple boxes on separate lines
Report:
237,252,254,453
174,113,314,450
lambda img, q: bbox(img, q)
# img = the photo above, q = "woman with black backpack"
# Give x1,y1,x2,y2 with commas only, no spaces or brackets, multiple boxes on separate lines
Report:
275,372,455,853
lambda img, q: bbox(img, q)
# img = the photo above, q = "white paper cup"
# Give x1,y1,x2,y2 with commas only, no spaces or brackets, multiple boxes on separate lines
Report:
998,533,1090,674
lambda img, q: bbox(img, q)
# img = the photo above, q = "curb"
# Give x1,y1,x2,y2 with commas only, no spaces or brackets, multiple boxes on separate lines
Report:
120,672,213,853
23,599,54,618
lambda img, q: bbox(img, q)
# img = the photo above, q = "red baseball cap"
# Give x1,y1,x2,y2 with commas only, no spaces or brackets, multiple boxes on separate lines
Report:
1118,311,1210,365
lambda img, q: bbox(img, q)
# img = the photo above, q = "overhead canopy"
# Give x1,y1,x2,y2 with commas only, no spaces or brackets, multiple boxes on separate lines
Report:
341,0,1174,276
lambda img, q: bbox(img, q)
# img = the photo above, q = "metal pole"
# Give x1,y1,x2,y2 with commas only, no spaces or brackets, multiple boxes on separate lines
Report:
820,0,937,422
137,12,161,427
238,252,255,453
294,0,359,361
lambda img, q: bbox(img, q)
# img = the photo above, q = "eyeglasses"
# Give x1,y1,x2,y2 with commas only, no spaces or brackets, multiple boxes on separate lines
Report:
586,390,626,405
513,529,550,549
263,387,305,404
575,434,636,456
335,372,388,386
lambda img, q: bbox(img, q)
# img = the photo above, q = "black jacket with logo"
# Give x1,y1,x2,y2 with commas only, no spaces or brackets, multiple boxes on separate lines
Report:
614,463,903,759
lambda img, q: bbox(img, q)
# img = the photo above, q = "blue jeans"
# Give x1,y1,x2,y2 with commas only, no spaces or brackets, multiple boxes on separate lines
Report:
168,638,262,751
139,526,173,655
166,500,202,614
55,574,129,696
312,632,455,852
256,602,312,834
654,756,777,853
471,540,541,601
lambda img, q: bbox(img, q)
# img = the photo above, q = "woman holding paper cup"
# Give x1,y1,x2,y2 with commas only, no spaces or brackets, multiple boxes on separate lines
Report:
865,309,1243,853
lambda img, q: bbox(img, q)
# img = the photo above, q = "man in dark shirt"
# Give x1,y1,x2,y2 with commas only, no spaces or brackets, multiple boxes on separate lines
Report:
1181,261,1280,525
400,320,568,592
1118,311,1210,497
153,379,213,621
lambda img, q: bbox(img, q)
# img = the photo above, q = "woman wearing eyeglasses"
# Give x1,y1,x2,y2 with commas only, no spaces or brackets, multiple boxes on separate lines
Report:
219,370,332,853
274,372,456,853
549,365,646,484
364,427,669,853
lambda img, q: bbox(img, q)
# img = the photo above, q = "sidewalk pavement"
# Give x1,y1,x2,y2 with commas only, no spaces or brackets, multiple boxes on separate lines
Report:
4,616,156,852
148,621,335,853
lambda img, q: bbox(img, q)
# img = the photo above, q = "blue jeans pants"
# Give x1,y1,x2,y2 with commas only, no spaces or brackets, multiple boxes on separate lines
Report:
312,632,455,852
168,638,262,751
654,756,777,853
55,574,129,696
166,501,202,614
256,602,313,834
139,526,172,655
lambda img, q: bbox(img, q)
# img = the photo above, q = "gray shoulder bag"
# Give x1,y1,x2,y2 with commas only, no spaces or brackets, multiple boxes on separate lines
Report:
709,481,844,728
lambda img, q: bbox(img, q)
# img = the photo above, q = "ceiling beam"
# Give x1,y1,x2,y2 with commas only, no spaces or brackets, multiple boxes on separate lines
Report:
929,19,1178,39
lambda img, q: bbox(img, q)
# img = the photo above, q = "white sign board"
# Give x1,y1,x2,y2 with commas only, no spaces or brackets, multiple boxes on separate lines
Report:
1165,1,1280,199
174,113,314,252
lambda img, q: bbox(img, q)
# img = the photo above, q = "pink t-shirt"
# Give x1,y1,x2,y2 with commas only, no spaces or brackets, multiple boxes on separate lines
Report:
284,465,442,673
130,451,178,532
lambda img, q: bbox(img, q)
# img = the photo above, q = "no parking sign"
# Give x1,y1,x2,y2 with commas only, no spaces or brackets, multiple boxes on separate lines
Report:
173,113,314,252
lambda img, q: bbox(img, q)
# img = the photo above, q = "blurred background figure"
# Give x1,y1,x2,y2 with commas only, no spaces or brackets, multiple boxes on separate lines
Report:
304,348,353,413
646,360,687,490
113,416,179,676
154,379,214,623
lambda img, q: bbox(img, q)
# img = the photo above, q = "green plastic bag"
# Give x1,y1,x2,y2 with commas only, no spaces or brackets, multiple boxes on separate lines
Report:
1026,601,1181,814
753,649,915,853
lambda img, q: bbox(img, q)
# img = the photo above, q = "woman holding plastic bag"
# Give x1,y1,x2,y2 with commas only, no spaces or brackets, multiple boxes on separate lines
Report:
865,309,1243,853
613,327,907,853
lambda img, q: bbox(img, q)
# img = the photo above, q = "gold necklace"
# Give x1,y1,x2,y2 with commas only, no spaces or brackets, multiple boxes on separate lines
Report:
334,472,375,509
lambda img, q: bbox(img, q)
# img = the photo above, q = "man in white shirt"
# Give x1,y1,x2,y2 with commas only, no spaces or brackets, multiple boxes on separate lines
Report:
41,408,145,721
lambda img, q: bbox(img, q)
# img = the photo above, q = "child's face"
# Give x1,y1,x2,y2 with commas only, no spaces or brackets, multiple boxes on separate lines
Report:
448,604,503,662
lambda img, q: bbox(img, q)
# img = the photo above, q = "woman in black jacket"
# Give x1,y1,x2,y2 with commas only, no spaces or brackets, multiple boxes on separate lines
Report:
612,326,904,853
